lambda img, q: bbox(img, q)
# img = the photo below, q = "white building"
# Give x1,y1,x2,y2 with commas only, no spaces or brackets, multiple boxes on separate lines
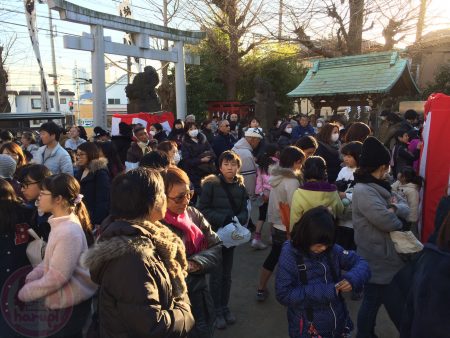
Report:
105,74,128,114
7,90,75,114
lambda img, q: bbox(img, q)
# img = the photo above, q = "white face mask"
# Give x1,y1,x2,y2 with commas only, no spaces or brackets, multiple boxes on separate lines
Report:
173,152,181,164
285,127,292,134
316,122,323,128
380,116,386,121
149,130,156,136
331,133,339,142
189,129,199,138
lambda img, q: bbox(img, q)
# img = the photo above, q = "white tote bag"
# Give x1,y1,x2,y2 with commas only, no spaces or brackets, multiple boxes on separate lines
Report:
217,216,251,248
26,228,46,267
390,231,424,254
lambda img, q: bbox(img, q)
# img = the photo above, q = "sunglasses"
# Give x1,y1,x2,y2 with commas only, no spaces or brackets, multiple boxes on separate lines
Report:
167,191,194,203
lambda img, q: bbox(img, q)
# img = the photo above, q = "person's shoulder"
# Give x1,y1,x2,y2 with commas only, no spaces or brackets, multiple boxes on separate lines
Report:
201,174,220,186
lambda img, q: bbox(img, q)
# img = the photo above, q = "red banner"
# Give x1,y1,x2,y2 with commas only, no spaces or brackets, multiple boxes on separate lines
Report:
111,112,175,135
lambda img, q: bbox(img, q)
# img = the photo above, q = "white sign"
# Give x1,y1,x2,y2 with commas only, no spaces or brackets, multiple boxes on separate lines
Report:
79,118,94,127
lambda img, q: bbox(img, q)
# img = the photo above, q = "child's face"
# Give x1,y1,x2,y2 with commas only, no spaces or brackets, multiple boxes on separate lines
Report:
399,133,409,144
310,244,328,254
343,154,357,168
220,160,239,180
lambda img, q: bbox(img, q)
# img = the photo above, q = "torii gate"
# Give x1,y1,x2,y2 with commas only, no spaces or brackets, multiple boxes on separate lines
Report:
47,0,205,129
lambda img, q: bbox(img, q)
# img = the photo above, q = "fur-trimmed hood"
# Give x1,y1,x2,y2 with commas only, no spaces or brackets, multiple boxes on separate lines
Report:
82,219,188,297
269,165,302,188
82,235,155,283
201,173,244,187
87,157,109,173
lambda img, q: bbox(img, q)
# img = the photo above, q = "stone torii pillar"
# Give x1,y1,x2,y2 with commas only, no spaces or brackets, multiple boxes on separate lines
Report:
47,0,205,129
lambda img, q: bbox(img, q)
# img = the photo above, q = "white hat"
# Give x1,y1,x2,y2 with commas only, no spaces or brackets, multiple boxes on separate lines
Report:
244,128,263,139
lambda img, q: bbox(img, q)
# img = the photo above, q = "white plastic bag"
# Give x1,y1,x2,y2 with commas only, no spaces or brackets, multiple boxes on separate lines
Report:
26,228,46,267
216,216,251,248
390,231,424,254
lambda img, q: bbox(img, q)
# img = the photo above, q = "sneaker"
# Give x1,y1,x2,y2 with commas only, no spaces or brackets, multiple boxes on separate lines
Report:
251,239,268,250
224,311,236,325
215,315,227,330
256,289,269,302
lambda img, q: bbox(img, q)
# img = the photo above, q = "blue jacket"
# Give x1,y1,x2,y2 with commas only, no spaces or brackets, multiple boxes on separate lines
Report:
276,242,371,338
400,244,450,338
33,143,73,175
292,124,315,141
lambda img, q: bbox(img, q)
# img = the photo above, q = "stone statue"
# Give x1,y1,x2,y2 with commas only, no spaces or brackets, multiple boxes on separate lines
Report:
254,76,276,132
125,66,161,114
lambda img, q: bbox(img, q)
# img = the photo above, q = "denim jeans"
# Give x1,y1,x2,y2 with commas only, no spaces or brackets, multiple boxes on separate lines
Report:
356,283,403,338
209,246,235,315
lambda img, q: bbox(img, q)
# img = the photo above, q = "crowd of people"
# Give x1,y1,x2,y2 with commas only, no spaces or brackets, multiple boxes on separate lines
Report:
0,108,449,338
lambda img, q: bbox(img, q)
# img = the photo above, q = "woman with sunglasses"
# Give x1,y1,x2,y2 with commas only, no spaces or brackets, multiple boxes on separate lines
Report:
17,164,53,242
162,167,222,338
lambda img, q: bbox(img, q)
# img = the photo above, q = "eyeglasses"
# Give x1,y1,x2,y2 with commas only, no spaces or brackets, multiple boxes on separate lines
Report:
76,152,87,157
167,191,194,203
20,180,41,189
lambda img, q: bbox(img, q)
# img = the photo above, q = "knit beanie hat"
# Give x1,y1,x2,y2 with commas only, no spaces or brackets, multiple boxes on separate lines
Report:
359,136,391,168
0,154,17,179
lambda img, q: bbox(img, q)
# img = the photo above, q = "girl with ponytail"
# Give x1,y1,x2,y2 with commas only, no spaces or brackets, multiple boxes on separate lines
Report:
18,173,97,337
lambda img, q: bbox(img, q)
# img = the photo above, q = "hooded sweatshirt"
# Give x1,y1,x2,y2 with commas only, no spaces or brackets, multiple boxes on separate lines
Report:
232,137,258,198
290,181,344,227
267,165,302,231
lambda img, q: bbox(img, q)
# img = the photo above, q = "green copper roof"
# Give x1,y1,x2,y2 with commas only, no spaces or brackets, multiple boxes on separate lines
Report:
287,52,419,98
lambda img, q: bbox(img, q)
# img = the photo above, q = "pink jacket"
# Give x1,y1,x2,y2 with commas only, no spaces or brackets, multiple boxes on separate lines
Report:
256,167,271,196
18,213,97,309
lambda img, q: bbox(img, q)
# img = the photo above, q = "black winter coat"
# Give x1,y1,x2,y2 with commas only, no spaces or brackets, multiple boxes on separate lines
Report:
75,158,110,225
392,142,419,177
163,207,222,338
181,133,216,190
315,141,342,183
400,244,450,338
277,132,293,150
0,203,34,338
83,219,194,338
211,132,236,159
169,129,185,147
111,135,132,164
197,174,249,231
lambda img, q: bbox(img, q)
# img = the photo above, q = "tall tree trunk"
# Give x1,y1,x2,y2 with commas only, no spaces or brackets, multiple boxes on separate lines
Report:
225,36,240,100
347,0,364,55
0,47,11,113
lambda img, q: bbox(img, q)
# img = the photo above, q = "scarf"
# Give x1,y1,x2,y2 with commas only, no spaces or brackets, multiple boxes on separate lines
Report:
164,209,208,256
354,171,392,193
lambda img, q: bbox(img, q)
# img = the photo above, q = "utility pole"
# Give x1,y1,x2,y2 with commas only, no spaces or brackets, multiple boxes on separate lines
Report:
278,0,283,40
48,7,60,112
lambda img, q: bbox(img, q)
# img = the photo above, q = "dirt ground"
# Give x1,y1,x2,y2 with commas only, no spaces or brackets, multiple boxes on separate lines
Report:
214,229,398,338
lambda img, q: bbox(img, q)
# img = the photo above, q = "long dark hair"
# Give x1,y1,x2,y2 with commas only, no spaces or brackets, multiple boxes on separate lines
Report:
256,143,278,174
77,142,100,165
437,212,450,252
43,174,92,236
316,123,339,145
95,141,124,177
291,206,336,254
398,166,423,188
0,178,22,233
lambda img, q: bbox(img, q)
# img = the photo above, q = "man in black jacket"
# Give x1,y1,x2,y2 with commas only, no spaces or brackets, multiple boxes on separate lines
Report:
212,120,236,160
